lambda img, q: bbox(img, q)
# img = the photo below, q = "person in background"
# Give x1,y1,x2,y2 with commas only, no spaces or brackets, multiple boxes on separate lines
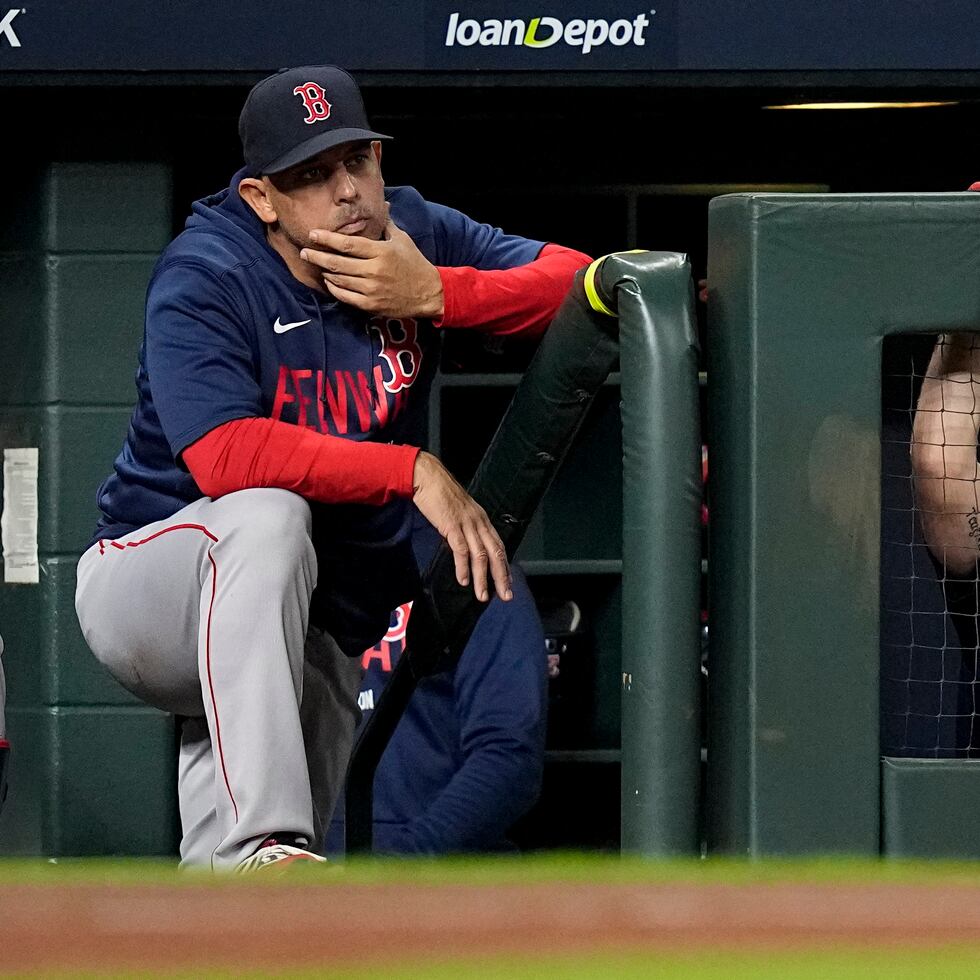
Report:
913,184,980,573
327,516,548,854
911,332,980,575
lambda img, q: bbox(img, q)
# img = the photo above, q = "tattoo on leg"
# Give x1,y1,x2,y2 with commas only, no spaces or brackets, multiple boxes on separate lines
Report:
969,509,980,550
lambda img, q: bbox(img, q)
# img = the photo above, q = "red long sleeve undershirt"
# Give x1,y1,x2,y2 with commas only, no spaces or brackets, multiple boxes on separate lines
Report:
436,242,592,338
182,242,592,503
183,417,419,505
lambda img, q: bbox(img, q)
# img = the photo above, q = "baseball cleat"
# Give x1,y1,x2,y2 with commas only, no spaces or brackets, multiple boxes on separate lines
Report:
236,838,328,873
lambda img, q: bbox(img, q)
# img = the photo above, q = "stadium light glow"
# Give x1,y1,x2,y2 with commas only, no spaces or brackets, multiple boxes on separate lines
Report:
764,101,958,110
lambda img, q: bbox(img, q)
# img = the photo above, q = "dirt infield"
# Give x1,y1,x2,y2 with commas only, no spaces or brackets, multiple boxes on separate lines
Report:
6,876,980,973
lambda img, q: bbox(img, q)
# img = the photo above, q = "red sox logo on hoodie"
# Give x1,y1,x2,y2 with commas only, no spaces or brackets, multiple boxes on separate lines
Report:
362,601,414,673
371,316,423,393
293,82,332,124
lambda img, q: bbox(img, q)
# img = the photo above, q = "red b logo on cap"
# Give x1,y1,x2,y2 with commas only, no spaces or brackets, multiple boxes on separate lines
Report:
293,82,332,125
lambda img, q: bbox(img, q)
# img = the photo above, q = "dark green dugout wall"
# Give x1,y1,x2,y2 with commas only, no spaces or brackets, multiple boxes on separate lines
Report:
706,192,980,856
0,163,179,855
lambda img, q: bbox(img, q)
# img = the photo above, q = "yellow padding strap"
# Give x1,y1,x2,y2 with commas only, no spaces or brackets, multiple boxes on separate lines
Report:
583,251,648,318
584,258,616,317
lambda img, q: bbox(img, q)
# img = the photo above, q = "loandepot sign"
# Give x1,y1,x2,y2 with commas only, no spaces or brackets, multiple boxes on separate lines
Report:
444,11,653,54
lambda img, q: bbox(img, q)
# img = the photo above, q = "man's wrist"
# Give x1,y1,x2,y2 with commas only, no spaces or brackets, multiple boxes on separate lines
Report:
424,268,446,320
412,450,436,496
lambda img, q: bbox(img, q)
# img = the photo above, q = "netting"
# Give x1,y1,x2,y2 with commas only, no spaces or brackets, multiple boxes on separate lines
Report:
881,334,980,758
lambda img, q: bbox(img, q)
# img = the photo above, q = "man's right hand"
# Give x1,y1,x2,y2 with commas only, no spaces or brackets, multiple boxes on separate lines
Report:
411,451,512,603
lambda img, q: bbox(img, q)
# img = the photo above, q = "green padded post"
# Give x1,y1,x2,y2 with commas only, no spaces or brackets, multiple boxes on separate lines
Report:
0,162,177,856
609,252,702,855
882,759,980,859
707,193,980,856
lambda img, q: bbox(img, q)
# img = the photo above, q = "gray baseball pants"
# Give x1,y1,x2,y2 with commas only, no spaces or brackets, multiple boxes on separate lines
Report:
75,488,362,869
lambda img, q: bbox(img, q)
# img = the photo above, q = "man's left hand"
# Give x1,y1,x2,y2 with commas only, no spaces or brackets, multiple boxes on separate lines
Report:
301,210,445,319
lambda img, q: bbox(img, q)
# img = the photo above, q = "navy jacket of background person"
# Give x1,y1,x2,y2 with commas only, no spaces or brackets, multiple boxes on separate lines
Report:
327,518,548,854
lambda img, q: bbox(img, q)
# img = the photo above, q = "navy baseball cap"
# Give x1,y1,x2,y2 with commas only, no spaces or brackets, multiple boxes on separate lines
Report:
239,66,391,175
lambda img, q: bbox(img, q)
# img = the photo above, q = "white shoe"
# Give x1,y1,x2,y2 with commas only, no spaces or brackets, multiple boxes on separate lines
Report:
236,839,328,873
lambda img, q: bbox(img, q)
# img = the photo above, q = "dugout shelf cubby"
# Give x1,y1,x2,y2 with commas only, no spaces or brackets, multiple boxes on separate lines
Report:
428,367,625,849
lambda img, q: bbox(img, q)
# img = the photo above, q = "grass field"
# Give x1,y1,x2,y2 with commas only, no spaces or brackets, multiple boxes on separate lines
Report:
16,949,980,979
4,854,980,977
5,850,980,885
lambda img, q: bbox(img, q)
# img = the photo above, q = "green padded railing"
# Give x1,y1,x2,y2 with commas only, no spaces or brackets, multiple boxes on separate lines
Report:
608,252,703,856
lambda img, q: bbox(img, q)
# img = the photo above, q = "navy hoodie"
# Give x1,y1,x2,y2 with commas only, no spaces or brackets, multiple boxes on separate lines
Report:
87,172,543,652
91,169,544,546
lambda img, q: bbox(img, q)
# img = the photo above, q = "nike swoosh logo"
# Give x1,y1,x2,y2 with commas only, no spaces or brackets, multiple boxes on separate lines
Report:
274,317,312,334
